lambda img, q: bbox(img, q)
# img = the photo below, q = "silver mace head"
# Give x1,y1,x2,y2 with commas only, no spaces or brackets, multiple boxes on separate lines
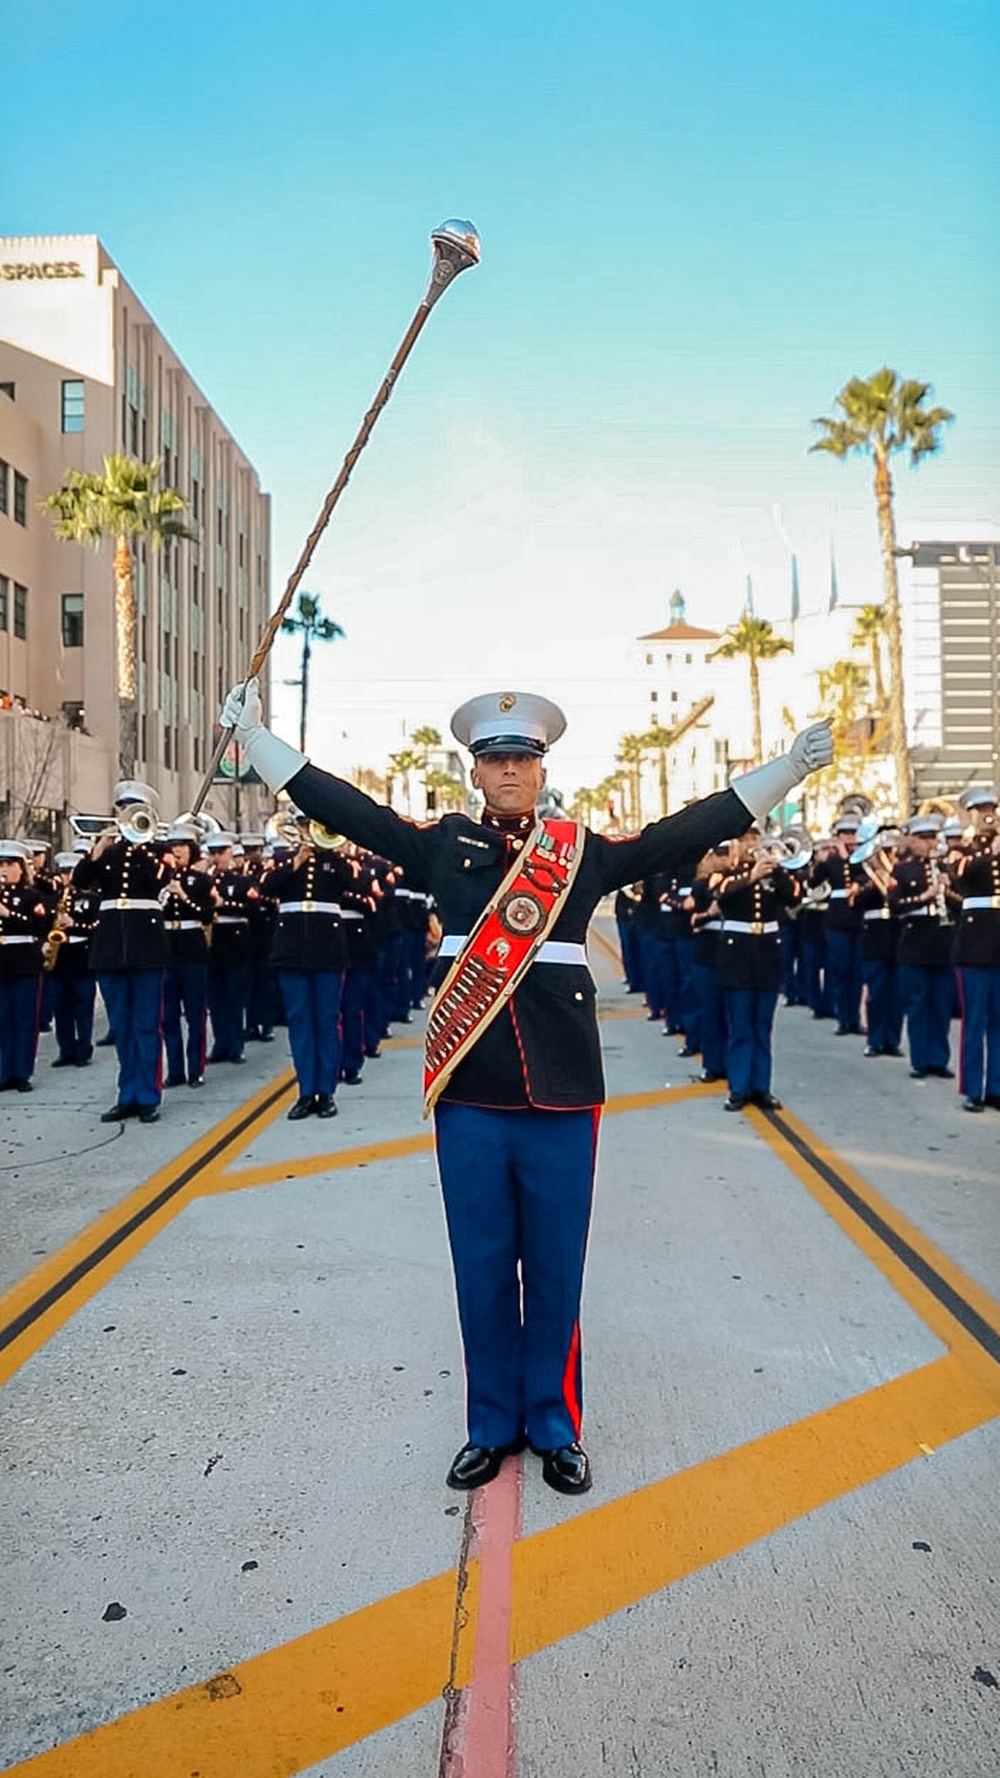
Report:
424,219,481,307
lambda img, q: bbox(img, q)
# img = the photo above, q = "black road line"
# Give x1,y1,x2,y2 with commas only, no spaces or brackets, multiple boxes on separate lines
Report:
0,1077,292,1355
768,1109,1000,1368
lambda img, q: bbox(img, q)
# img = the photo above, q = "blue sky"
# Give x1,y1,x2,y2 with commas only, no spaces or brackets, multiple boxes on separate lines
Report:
6,0,999,784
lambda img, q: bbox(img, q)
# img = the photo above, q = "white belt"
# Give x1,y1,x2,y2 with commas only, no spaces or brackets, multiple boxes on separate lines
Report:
829,889,849,900
437,934,587,965
698,919,722,931
864,908,893,922
215,914,248,925
963,896,1000,911
722,920,779,935
99,897,162,912
0,933,38,945
167,919,204,931
278,900,341,915
340,909,363,921
394,888,412,899
903,907,930,918
67,933,91,943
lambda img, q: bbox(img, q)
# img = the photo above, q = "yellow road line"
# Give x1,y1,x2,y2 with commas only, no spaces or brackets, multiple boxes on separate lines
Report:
216,1085,721,1195
7,1354,991,1778
0,1071,296,1388
750,1104,1000,1406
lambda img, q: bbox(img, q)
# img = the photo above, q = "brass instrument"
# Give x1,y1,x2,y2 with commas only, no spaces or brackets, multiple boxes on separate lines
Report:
850,829,900,896
42,881,73,972
928,853,950,923
264,810,344,852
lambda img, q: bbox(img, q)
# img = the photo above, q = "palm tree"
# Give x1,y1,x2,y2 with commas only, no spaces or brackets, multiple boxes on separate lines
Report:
708,615,793,766
41,454,190,775
424,765,466,813
411,724,443,813
596,771,627,827
387,747,421,815
851,602,888,710
615,733,649,828
570,786,600,825
811,368,954,817
817,659,870,749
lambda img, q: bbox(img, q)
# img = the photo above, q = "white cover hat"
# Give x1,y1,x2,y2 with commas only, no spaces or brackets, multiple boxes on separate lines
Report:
450,690,567,757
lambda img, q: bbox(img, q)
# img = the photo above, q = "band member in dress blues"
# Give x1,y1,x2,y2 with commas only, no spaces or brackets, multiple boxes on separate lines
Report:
853,833,904,1059
715,832,799,1111
0,840,49,1091
48,851,100,1068
222,676,832,1497
160,824,213,1088
688,848,728,1082
241,834,276,1043
339,847,380,1085
204,833,255,1063
953,785,1000,1112
613,883,644,993
889,814,959,1082
799,836,834,1019
73,782,169,1123
30,842,58,1033
267,815,355,1119
809,817,864,1034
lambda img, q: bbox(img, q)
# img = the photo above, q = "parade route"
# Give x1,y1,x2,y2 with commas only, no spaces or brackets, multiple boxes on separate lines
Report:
2,926,999,1777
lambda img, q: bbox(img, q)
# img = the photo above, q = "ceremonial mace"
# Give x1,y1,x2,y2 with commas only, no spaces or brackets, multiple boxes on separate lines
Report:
189,219,482,817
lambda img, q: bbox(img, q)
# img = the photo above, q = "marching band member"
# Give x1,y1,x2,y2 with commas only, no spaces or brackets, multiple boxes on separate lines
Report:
688,848,728,1082
613,883,644,993
241,833,276,1044
809,815,865,1035
339,847,381,1086
799,835,834,1020
160,823,213,1088
715,831,799,1112
73,782,169,1123
266,813,355,1119
854,835,904,1059
47,851,100,1068
888,814,959,1082
0,839,49,1091
953,785,1000,1112
221,675,831,1496
203,832,255,1064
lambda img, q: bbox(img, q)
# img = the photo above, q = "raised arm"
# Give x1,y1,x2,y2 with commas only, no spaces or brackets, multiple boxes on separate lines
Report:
219,679,436,884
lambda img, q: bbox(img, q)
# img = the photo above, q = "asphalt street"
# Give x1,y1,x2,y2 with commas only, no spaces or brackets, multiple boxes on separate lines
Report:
1,920,998,1777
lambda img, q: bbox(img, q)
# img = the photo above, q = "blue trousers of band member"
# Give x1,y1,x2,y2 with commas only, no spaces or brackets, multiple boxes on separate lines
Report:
163,962,207,1082
39,970,56,1030
434,1101,599,1451
723,988,778,1097
375,940,401,1037
694,962,727,1077
406,928,428,1008
862,959,903,1055
247,958,274,1035
827,929,863,1030
52,972,96,1062
278,968,345,1097
0,976,41,1082
340,967,371,1076
363,968,383,1056
780,921,805,1003
640,932,680,1023
674,935,700,1050
801,928,831,1016
207,961,251,1061
617,919,643,991
899,964,953,1072
99,970,164,1108
957,967,1000,1101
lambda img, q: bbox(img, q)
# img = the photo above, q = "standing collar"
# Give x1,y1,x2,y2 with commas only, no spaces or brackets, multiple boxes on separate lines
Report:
481,810,535,835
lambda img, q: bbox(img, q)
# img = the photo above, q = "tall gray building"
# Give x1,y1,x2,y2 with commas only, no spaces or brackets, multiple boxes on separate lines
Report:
899,521,1000,802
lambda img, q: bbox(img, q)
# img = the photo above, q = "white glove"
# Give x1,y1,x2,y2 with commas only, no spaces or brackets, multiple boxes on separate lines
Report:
218,677,307,794
731,722,833,822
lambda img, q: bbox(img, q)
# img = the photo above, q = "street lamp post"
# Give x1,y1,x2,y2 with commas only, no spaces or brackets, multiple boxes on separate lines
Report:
280,592,345,754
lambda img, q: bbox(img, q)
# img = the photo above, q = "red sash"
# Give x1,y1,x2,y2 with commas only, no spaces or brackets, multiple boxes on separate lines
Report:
422,818,585,1117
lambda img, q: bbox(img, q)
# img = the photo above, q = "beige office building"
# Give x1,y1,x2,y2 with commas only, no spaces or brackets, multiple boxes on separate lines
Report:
0,234,271,841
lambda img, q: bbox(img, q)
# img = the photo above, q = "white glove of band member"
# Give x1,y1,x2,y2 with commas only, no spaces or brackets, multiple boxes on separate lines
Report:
730,722,833,822
219,678,307,793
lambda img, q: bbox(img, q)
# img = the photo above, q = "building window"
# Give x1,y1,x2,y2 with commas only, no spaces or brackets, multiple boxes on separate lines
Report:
0,575,7,629
0,459,7,513
61,379,85,433
61,594,84,647
14,583,27,639
685,653,692,665
0,382,14,400
14,472,27,526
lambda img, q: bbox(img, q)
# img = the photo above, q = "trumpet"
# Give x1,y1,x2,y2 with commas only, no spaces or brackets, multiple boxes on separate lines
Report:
69,802,158,846
850,830,900,895
264,811,345,852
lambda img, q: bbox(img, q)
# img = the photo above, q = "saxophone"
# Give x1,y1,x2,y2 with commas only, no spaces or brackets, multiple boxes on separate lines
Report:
928,853,950,924
42,883,73,972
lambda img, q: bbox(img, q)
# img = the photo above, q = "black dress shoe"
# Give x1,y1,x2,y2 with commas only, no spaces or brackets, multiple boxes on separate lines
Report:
751,1091,783,1110
699,1070,723,1083
446,1436,527,1490
984,1093,1000,1111
315,1093,338,1118
164,1075,186,1089
189,1075,204,1088
137,1105,160,1124
96,1033,116,1047
51,1056,75,1069
364,1047,381,1059
863,1046,880,1057
723,1093,748,1112
259,1031,274,1043
100,1102,136,1122
538,1443,592,1496
927,1066,955,1079
882,1047,904,1058
909,1068,927,1080
963,1097,985,1113
342,1069,363,1085
677,1045,698,1057
13,1078,33,1093
287,1095,316,1121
